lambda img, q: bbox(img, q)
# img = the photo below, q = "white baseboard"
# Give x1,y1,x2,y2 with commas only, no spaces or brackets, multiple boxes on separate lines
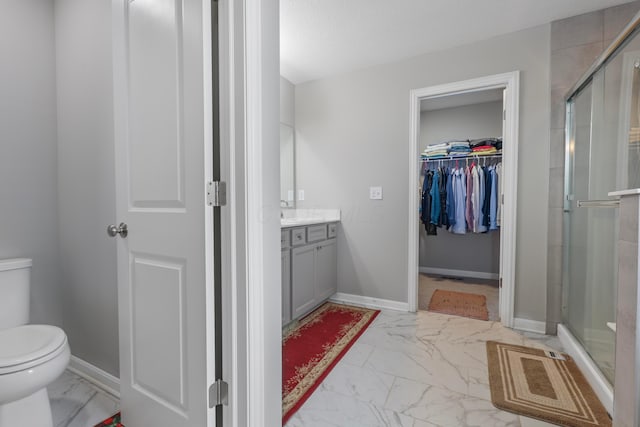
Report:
513,317,547,334
330,292,409,312
558,324,613,415
68,355,120,399
419,267,499,280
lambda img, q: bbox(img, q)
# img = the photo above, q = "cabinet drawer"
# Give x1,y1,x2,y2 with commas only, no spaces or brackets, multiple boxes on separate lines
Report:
307,224,327,242
291,228,306,246
281,230,290,248
327,222,338,238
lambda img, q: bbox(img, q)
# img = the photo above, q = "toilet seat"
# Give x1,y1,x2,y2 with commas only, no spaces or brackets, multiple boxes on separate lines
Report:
0,325,67,375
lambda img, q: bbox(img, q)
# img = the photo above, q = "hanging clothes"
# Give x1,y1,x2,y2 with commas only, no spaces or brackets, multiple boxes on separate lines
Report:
420,159,501,236
465,165,474,231
451,168,467,234
446,168,456,229
496,162,502,227
421,170,437,235
482,166,492,229
489,166,499,230
430,169,441,227
476,165,487,233
471,165,480,233
438,167,448,228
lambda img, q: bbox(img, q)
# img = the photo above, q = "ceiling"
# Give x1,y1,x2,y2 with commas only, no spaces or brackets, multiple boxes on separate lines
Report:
281,0,634,84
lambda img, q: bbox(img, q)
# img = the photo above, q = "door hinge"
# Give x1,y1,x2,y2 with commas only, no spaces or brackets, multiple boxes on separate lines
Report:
207,181,226,207
209,379,228,408
499,278,503,288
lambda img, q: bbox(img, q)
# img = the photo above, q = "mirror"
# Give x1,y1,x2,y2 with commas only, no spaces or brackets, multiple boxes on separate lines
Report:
280,123,295,208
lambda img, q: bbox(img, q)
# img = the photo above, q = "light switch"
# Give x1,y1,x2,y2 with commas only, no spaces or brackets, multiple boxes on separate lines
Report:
369,186,383,200
298,190,305,201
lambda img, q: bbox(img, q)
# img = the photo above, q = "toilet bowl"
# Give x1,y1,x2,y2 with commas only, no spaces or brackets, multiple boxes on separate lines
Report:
0,259,70,427
0,325,70,427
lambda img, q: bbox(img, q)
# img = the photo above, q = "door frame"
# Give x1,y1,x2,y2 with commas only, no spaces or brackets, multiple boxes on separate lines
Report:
407,71,520,328
217,0,281,425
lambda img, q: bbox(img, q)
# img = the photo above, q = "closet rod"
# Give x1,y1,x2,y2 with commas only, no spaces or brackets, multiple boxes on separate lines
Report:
421,154,502,162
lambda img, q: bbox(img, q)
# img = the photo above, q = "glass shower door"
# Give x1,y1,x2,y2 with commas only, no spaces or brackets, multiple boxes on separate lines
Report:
564,68,618,384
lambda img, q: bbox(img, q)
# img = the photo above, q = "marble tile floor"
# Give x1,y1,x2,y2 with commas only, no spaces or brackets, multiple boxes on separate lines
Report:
48,370,119,427
48,310,565,427
285,309,564,427
419,273,500,321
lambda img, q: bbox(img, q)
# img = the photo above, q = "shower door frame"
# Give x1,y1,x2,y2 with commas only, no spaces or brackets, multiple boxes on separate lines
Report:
559,9,640,416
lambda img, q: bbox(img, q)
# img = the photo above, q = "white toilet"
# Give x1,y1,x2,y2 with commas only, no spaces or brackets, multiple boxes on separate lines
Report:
0,258,70,427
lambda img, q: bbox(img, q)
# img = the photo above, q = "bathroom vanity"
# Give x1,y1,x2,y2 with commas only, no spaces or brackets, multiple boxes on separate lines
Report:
281,217,339,325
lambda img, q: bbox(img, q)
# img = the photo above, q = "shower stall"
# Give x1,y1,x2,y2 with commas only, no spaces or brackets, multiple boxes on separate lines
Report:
562,12,640,411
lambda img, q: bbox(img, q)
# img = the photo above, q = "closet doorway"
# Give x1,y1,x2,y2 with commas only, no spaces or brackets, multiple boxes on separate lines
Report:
407,72,520,327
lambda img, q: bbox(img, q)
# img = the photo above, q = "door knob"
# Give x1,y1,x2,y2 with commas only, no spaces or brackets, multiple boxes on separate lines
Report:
107,222,128,238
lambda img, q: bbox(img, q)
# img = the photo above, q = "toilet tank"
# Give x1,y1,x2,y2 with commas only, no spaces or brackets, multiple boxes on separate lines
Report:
0,258,32,329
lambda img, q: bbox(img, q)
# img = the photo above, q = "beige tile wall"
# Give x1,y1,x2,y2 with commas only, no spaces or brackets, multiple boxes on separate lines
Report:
546,1,640,333
613,194,639,427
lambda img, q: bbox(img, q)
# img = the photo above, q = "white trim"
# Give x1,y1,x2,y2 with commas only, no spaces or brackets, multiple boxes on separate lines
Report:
244,0,281,425
216,0,242,424
67,355,120,399
558,324,613,414
330,292,410,312
408,71,520,330
245,5,267,425
419,267,499,280
202,3,217,426
513,318,546,334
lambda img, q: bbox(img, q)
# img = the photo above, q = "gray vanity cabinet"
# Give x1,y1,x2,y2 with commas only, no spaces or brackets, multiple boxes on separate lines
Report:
291,235,337,320
281,248,291,324
314,239,337,301
281,229,292,325
291,244,317,319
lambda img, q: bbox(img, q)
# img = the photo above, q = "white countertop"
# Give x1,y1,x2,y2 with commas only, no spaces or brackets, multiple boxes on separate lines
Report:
280,218,339,228
280,208,340,228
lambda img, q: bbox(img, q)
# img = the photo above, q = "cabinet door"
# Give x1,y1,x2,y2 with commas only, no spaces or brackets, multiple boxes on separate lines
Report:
291,244,316,319
315,239,337,301
281,249,291,325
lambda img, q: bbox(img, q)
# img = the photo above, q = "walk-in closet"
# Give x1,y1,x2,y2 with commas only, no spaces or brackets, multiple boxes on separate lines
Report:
418,89,504,321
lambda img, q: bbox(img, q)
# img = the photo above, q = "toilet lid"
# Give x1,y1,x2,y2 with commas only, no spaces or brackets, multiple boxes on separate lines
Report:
0,325,67,369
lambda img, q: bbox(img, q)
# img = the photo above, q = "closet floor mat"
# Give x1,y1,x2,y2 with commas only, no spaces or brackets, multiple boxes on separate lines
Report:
427,289,489,320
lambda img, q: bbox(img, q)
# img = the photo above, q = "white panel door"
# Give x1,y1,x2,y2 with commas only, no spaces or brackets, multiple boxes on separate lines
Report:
112,0,215,426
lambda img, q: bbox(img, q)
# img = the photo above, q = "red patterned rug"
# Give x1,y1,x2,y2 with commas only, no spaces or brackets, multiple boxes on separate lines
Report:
94,413,123,427
282,302,380,424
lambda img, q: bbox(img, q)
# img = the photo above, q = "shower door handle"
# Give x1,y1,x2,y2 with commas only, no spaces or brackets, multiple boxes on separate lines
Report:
576,199,620,208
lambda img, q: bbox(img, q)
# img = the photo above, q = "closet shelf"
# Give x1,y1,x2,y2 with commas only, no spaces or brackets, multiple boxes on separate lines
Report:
421,153,503,162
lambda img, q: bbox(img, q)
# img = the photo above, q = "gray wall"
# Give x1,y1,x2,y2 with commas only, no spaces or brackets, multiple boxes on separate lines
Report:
54,0,119,375
0,1,64,327
296,25,551,322
419,101,502,274
280,76,295,126
546,1,640,333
